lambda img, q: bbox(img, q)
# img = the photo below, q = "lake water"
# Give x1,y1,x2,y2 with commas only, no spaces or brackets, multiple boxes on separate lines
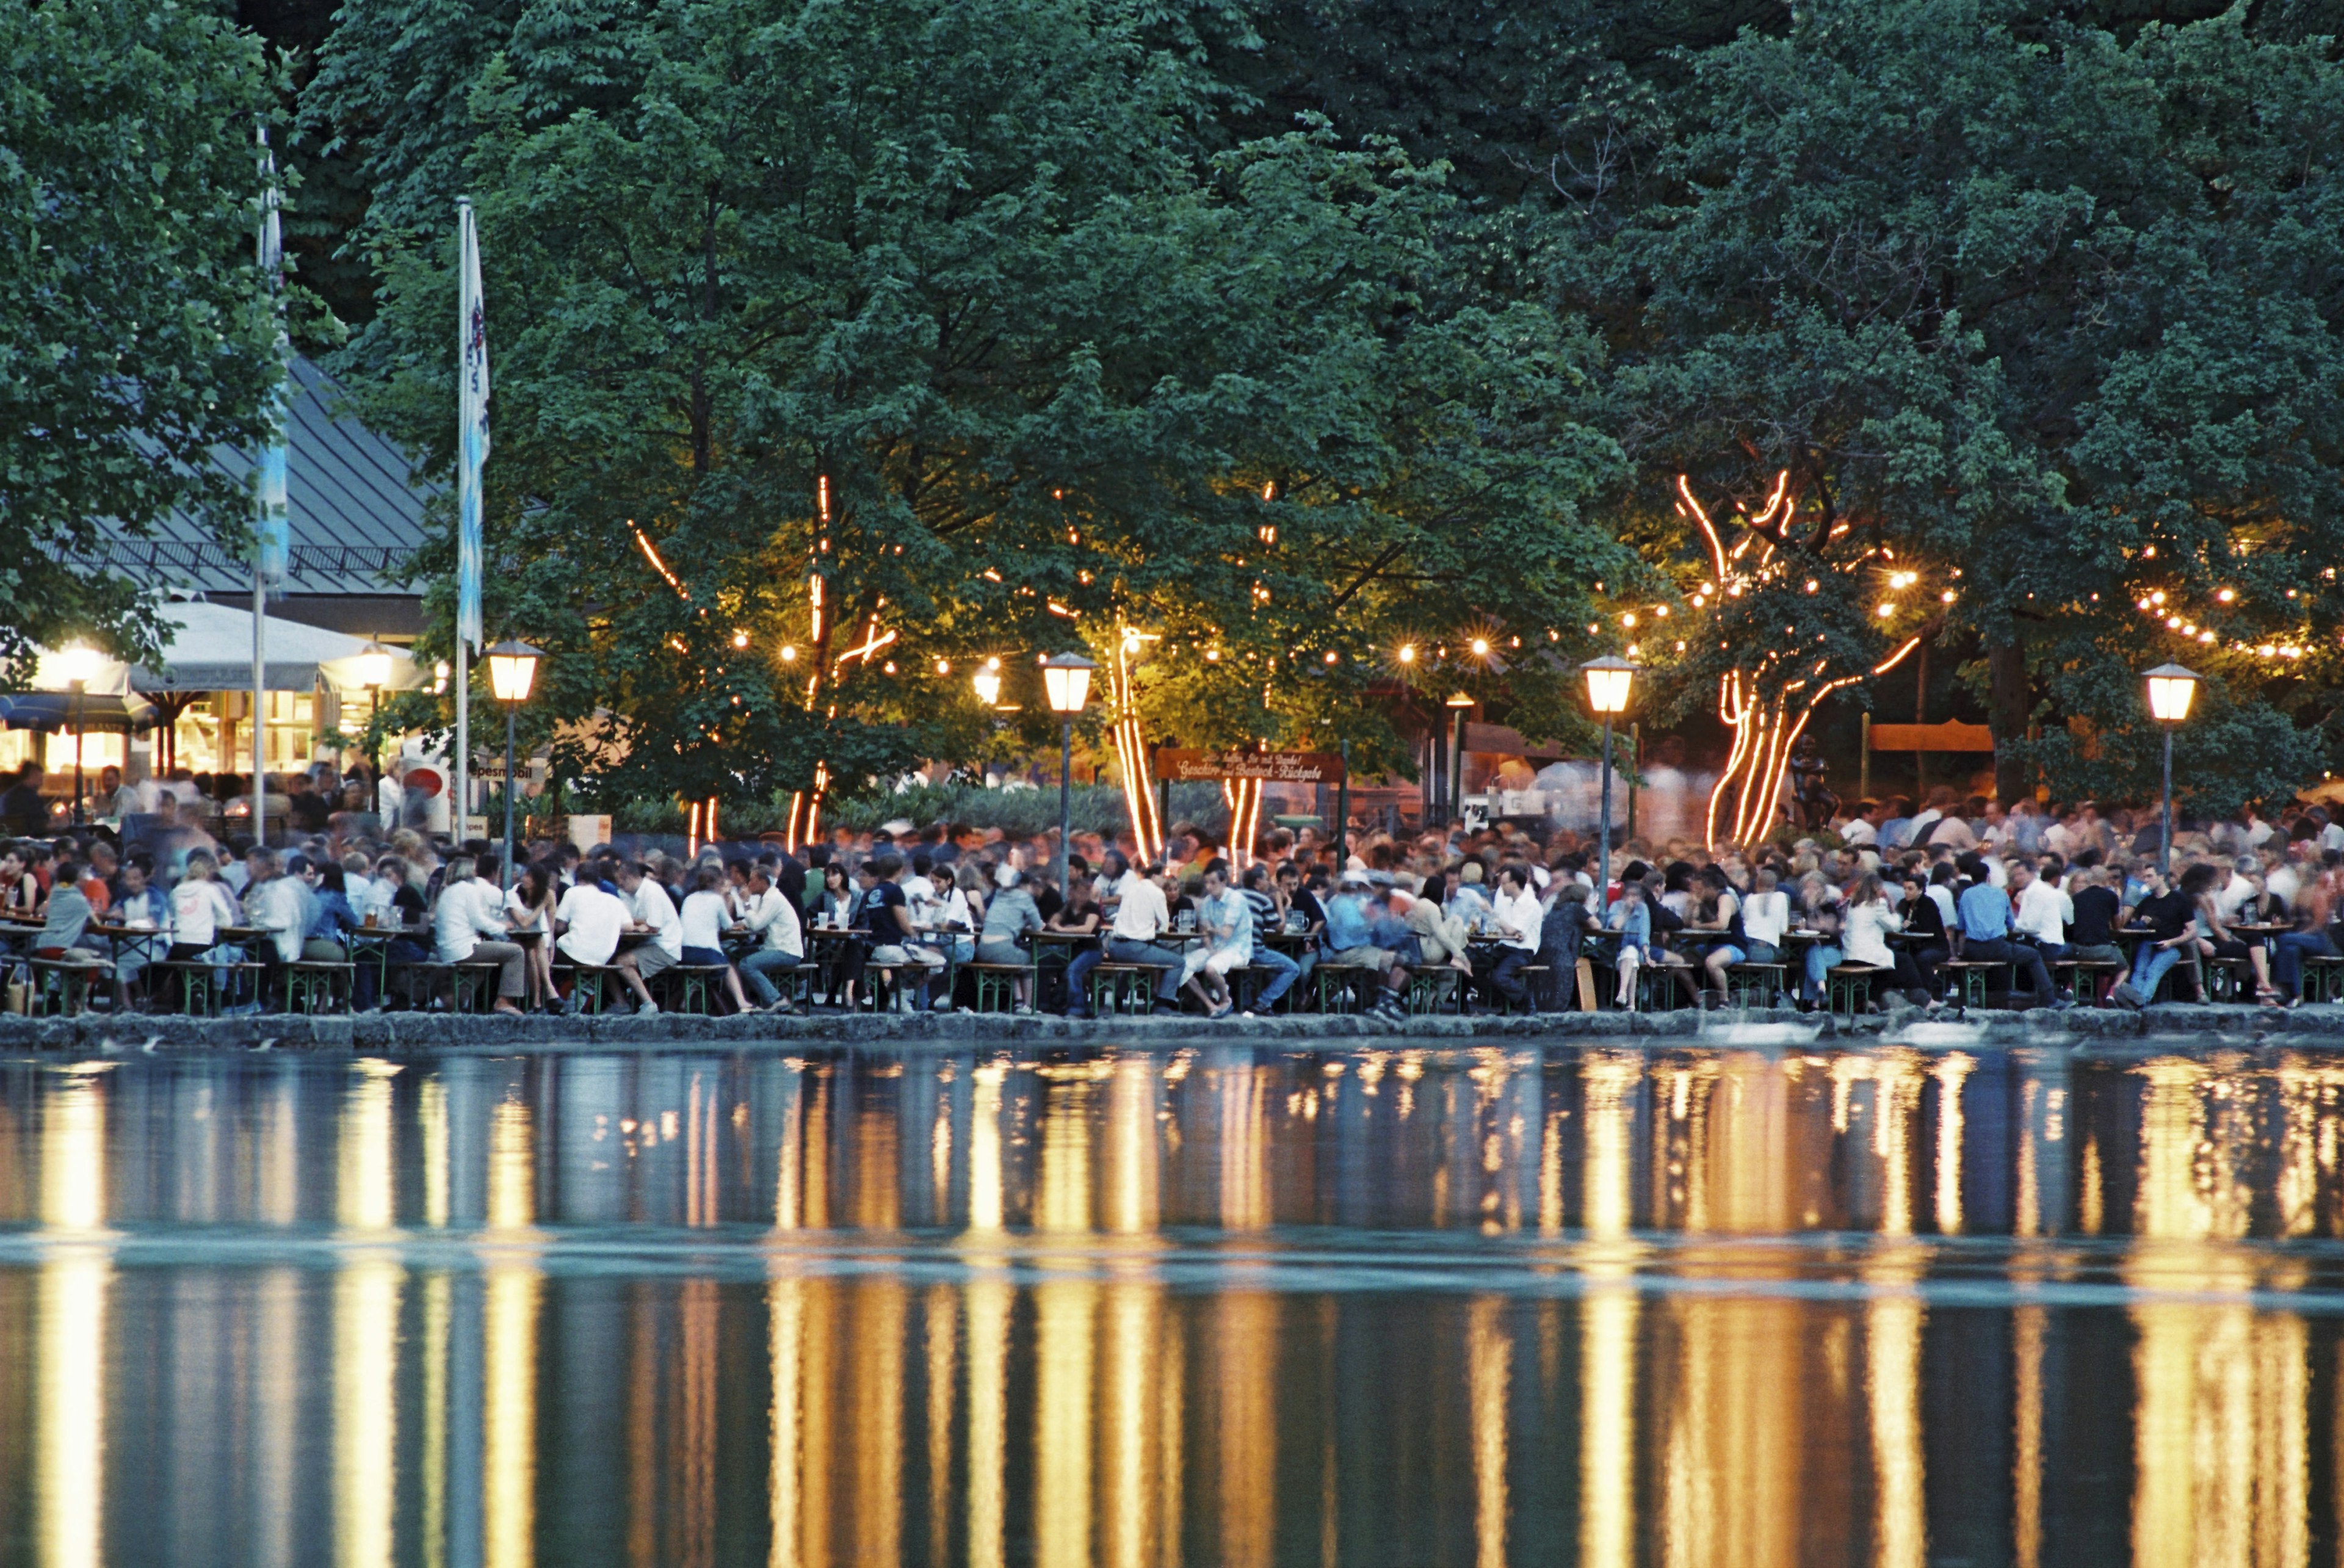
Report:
0,1036,2338,1566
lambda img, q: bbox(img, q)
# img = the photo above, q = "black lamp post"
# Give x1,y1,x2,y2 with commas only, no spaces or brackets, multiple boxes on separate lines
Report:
1041,651,1096,888
484,640,543,891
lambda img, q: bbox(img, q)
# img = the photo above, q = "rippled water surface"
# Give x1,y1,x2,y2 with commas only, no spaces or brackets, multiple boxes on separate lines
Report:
4,1036,2343,1565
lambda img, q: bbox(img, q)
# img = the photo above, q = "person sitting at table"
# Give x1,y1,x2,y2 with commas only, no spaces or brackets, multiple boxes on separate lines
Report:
1068,861,1188,1017
2273,858,2340,1006
862,854,946,1013
1177,862,1251,1019
165,850,239,973
1318,870,1412,1020
505,862,562,1010
1602,880,1654,1010
1234,864,1305,1013
105,858,167,1007
734,862,805,1013
1894,869,1949,997
612,859,684,1014
974,864,1045,1013
432,853,529,1017
2183,858,2277,1003
675,864,753,1014
2111,864,2197,1008
29,854,101,967
0,842,38,915
1952,852,2068,1008
1840,873,1928,1005
551,870,628,1009
240,849,308,1010
1532,878,1591,1011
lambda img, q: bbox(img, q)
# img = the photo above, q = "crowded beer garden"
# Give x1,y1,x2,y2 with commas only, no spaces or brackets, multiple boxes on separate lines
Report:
12,0,2344,1036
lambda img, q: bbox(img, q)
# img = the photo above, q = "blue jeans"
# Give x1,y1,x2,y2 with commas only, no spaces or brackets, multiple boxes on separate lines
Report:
1247,945,1299,1010
1066,938,1182,1011
1803,943,1843,1000
741,948,801,1005
2274,931,2337,999
2130,943,2183,1002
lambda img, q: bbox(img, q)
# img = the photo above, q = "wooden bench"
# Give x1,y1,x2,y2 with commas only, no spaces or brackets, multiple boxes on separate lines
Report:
1939,958,2004,1009
282,960,356,1015
156,960,224,1016
2303,953,2344,1003
1826,963,1889,1021
1088,963,1159,1016
1313,965,1374,1014
395,961,507,1013
2200,954,2255,1003
2053,959,2124,1005
1500,964,1552,1014
1403,967,1462,1016
660,964,733,1016
961,962,1031,1013
1723,962,1787,1008
555,963,622,1013
26,958,106,1017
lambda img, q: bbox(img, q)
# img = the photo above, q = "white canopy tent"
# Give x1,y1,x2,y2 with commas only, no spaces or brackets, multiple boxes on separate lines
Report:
27,601,422,695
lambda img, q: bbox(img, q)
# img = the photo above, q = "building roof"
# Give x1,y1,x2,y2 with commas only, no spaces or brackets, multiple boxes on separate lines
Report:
76,355,436,597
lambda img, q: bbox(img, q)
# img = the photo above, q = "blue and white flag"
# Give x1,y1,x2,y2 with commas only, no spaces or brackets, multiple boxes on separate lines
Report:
456,198,490,652
254,124,290,591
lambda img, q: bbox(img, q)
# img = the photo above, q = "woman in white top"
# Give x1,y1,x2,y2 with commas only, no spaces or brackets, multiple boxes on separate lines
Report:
678,865,751,1013
166,851,242,961
1841,873,1930,1005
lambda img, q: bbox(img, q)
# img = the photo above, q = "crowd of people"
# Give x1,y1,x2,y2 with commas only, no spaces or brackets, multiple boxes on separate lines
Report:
9,762,2344,1017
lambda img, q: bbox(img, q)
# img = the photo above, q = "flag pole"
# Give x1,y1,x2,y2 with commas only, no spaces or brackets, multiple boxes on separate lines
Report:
253,120,291,847
454,197,489,847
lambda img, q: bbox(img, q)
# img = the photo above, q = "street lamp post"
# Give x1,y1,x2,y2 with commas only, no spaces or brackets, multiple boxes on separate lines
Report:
1444,690,1474,829
1581,656,1639,900
353,639,395,793
2144,662,2199,878
483,640,543,892
55,645,103,828
1041,651,1096,889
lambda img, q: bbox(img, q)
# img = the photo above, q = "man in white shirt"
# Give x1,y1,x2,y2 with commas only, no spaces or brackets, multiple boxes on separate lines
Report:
2009,861,2072,953
1066,861,1183,1014
612,859,682,1013
734,865,805,1011
554,876,627,968
2217,856,2263,920
1839,800,1884,848
432,853,527,1014
1486,864,1544,1009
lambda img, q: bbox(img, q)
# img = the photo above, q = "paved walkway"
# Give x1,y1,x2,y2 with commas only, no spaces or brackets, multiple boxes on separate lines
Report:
0,1002,2337,1053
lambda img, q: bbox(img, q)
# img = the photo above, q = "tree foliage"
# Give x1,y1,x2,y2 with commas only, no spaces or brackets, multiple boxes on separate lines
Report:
1556,0,2344,814
0,0,281,679
311,0,1626,804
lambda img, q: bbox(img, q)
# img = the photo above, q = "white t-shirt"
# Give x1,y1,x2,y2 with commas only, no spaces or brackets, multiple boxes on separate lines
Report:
1491,886,1543,952
433,878,505,963
170,880,236,948
1841,818,1878,847
1740,889,1790,947
626,879,683,959
1110,877,1170,942
554,883,626,967
740,886,803,957
505,884,551,933
679,890,730,953
2014,881,2072,944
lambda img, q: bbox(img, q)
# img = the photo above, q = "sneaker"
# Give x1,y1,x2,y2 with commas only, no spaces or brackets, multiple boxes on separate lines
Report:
2110,982,2143,1011
637,1000,659,1016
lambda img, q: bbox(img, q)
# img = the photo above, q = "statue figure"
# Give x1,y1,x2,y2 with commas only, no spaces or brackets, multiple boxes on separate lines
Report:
1787,734,1837,831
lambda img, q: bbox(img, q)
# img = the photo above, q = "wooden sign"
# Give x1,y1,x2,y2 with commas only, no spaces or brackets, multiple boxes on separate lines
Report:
1155,749,1345,784
1868,720,1996,753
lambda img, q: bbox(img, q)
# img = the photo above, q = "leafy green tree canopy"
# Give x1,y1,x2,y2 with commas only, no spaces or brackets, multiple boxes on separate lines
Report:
1560,0,2344,814
313,0,1626,806
1,0,282,679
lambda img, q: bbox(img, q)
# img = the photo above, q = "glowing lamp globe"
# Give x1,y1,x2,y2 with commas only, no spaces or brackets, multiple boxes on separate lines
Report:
972,660,1003,707
1580,654,1639,717
2144,662,2199,724
1041,651,1096,715
1445,690,1475,710
54,644,103,686
484,639,544,705
354,640,396,692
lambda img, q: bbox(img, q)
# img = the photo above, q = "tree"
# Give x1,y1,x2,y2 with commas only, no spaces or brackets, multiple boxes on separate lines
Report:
1557,0,2344,817
313,0,1626,826
0,0,282,679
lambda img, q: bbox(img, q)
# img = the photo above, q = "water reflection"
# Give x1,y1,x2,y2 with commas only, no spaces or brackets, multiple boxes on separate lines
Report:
2,1044,2344,1563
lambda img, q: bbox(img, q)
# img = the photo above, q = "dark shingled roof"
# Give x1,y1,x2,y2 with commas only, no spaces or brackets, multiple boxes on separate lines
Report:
74,355,436,596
